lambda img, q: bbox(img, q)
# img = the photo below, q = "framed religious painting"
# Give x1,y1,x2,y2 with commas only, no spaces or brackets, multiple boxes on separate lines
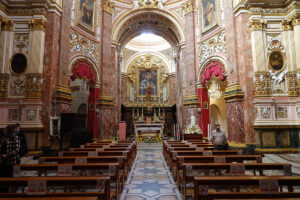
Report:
77,0,96,32
138,70,158,96
201,0,218,33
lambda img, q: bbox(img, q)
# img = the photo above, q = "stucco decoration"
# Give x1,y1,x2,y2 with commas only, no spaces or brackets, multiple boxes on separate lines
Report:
10,75,26,96
198,31,226,65
275,107,287,118
260,107,271,119
70,29,100,64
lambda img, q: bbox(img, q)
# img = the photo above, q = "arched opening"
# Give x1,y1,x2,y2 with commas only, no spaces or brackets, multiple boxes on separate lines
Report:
113,9,184,139
69,58,100,138
197,58,228,138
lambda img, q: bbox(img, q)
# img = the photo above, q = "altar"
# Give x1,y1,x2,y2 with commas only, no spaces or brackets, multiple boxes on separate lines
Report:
134,123,164,138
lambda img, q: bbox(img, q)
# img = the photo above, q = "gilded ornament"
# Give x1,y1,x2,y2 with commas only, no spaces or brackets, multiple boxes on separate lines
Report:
28,19,46,31
103,0,114,14
10,75,26,96
249,19,267,31
286,71,298,96
281,20,293,31
254,72,271,96
182,0,194,15
25,73,43,98
0,73,9,97
275,107,287,118
3,19,13,31
8,109,21,121
260,107,271,119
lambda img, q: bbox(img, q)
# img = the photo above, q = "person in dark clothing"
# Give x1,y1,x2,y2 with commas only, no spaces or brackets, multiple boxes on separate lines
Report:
15,123,28,158
0,124,21,192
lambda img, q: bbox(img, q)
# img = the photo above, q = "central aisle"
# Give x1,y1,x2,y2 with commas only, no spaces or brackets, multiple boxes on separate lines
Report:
120,150,183,200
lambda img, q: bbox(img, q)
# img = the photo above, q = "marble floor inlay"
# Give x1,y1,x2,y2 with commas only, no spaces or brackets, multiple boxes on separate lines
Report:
120,151,182,200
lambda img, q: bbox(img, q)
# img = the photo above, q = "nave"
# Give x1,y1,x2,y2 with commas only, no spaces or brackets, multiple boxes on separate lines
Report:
1,139,300,200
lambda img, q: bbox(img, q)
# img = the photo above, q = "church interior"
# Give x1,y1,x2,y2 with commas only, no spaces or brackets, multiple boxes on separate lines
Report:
0,0,300,199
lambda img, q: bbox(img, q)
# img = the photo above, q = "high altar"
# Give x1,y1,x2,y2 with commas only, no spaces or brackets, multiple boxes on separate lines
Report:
127,55,169,138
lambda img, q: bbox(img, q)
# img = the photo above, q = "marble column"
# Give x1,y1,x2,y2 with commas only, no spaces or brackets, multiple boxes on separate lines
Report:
292,15,300,70
249,19,267,72
0,20,13,74
99,1,116,139
181,2,199,129
282,20,296,71
42,10,62,144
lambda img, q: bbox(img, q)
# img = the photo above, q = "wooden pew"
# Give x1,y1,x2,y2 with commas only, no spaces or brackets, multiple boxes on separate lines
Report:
14,163,121,198
174,155,262,181
194,176,300,200
0,176,110,200
181,163,292,195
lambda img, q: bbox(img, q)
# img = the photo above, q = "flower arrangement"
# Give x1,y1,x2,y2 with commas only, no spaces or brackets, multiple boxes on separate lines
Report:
184,125,202,134
135,136,143,143
155,135,162,143
110,136,120,142
143,136,156,143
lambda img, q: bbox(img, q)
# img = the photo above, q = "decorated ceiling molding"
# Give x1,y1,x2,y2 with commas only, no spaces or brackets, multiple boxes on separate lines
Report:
112,9,185,50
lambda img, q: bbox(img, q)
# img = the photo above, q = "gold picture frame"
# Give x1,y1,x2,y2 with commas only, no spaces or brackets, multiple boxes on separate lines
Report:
268,50,286,72
9,52,28,76
201,0,219,33
77,0,96,33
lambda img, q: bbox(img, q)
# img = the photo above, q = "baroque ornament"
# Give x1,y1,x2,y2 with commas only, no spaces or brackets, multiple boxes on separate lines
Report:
132,0,164,10
275,107,287,118
10,75,26,96
286,71,298,96
260,107,271,119
0,73,9,97
254,72,271,96
25,73,43,98
14,33,29,54
70,29,100,64
198,31,226,64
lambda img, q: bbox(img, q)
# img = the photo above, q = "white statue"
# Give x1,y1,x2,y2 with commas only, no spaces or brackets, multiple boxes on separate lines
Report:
190,114,196,127
133,0,140,10
157,0,164,9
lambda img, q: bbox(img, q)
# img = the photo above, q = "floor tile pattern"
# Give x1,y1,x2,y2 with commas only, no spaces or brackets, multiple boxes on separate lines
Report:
120,151,182,200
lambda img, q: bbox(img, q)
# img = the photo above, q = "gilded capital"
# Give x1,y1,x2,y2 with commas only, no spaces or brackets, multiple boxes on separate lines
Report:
281,20,293,31
103,0,114,15
28,19,46,31
249,19,267,31
182,0,194,15
3,20,13,31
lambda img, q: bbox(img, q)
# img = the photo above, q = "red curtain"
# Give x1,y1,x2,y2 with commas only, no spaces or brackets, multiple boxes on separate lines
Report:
71,61,96,83
201,61,226,86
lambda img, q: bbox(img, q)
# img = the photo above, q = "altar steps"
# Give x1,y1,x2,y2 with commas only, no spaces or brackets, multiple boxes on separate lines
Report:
137,143,163,151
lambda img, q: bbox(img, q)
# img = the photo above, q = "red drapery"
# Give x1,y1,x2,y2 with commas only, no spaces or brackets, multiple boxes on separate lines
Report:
71,61,96,83
201,61,226,86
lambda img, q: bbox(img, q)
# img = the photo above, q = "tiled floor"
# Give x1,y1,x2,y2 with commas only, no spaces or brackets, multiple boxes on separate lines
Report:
120,150,182,200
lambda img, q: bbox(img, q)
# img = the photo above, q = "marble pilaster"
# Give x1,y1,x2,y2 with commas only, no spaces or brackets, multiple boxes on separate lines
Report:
0,20,13,74
292,16,300,70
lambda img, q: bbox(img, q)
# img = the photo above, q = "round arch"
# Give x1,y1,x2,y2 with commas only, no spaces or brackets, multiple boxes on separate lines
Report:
69,55,100,84
197,56,228,85
112,8,185,51
123,51,172,73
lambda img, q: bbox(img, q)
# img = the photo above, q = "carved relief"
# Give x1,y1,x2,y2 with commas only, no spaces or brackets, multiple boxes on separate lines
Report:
103,0,114,14
14,33,29,54
8,109,21,121
249,1,300,15
70,29,100,64
260,107,271,119
249,19,267,31
99,107,115,138
275,107,287,118
0,73,9,97
28,19,46,31
182,0,194,15
25,73,43,98
254,72,271,96
198,31,226,64
286,71,298,96
10,75,26,96
26,110,37,121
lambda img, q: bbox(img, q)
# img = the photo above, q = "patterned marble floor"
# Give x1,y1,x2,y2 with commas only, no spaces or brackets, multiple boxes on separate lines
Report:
120,151,183,200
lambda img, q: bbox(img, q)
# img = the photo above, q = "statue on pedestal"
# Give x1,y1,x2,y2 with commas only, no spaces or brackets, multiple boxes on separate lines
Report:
184,114,202,134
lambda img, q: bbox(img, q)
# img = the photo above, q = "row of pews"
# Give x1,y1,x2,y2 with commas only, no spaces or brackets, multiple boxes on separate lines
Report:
0,140,137,200
163,140,300,200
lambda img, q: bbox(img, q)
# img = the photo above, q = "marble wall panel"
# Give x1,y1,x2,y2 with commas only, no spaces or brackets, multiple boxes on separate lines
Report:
226,99,245,143
99,106,116,139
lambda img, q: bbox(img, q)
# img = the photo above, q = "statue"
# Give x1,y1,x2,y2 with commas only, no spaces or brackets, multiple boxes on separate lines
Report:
157,0,164,9
184,113,202,134
133,0,140,10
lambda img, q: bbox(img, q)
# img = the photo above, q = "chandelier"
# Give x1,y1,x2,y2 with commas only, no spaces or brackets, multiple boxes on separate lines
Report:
208,79,222,100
